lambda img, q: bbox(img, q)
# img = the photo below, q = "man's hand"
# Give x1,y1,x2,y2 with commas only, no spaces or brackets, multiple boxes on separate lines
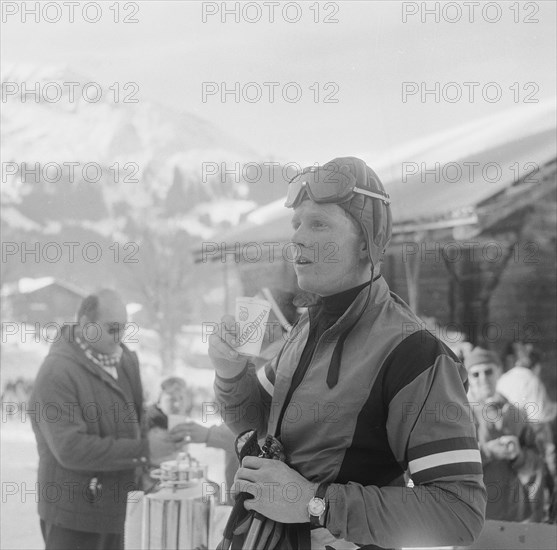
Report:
234,457,317,523
498,435,521,461
208,314,249,378
484,436,521,461
169,422,209,444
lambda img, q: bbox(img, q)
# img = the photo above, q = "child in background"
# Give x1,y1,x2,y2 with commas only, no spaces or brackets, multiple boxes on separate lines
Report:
146,377,236,502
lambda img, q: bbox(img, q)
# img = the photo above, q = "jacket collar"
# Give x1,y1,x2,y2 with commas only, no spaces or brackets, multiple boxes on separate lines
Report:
305,275,388,339
291,277,390,389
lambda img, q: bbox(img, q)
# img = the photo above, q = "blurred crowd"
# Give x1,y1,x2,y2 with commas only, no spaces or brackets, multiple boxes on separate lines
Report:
462,342,556,523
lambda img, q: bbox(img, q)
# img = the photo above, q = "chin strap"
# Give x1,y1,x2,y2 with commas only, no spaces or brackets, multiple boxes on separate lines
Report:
326,267,376,389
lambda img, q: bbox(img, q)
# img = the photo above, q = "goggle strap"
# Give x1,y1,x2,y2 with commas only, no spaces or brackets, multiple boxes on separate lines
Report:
353,188,391,205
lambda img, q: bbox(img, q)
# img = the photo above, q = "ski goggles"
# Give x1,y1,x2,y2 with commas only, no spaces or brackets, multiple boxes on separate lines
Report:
285,166,391,209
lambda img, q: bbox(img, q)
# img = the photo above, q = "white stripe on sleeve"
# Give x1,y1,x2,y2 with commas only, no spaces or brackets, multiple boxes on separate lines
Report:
257,366,274,397
409,449,482,475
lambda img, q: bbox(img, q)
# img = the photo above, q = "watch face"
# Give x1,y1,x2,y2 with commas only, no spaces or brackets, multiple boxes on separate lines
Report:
308,497,326,516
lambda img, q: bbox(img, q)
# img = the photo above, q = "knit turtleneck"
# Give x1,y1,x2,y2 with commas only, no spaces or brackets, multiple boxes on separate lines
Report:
320,280,371,317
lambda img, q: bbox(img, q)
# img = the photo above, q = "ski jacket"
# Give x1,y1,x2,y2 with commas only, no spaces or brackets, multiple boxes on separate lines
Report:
215,277,486,549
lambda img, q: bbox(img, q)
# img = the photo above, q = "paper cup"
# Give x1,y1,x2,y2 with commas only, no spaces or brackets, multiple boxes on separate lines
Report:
235,297,272,357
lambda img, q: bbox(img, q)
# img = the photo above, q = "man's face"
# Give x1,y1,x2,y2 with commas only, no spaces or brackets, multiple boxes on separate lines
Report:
290,201,369,297
468,362,500,402
81,298,127,355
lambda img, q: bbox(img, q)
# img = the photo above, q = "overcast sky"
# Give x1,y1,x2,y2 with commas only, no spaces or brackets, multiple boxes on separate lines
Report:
2,1,556,165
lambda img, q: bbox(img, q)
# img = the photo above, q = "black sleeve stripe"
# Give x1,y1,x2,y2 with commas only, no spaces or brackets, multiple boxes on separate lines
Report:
382,330,460,407
411,462,483,484
408,437,480,461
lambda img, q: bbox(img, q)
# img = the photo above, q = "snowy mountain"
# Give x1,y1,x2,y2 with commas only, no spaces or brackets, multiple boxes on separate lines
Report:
0,65,290,302
1,63,264,238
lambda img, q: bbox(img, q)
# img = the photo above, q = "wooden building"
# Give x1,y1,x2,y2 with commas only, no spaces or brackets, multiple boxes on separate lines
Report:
1,277,86,327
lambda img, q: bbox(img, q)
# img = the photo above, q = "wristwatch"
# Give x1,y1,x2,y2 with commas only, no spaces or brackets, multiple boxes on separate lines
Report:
308,482,329,528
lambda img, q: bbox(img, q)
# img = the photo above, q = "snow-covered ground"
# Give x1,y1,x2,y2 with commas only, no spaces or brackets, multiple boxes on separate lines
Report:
1,419,43,549
0,336,228,550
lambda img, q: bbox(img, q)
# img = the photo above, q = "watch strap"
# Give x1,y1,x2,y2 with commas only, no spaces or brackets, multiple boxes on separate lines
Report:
315,482,330,500
309,482,330,528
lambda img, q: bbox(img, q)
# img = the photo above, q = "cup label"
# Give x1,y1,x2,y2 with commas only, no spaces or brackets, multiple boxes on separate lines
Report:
238,309,268,346
235,297,271,356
